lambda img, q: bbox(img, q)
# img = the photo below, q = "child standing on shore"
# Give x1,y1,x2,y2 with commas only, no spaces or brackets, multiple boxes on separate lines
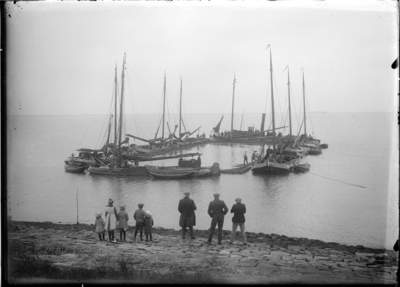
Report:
95,213,105,241
133,203,146,241
144,210,154,242
117,205,129,242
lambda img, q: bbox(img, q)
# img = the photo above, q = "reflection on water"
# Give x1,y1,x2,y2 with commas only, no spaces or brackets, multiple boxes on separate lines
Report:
7,114,398,249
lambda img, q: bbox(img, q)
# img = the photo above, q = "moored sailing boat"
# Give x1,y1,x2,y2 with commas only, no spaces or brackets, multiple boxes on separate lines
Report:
252,46,295,174
278,66,309,170
296,70,323,156
209,74,287,145
87,54,149,176
127,75,208,153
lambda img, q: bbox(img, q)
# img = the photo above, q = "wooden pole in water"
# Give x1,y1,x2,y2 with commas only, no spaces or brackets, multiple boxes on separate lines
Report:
76,188,79,225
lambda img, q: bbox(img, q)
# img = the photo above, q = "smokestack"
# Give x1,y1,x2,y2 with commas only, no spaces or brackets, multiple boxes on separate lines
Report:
260,113,266,131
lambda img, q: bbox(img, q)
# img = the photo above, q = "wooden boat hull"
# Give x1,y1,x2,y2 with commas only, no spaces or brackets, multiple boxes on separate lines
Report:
319,143,328,149
149,171,194,179
147,163,220,178
220,164,252,174
135,139,209,156
87,166,149,176
251,161,293,174
308,149,322,155
64,157,95,167
64,165,87,173
209,137,274,146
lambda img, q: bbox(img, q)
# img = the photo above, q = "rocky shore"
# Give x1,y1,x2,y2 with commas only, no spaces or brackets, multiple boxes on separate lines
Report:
7,221,398,284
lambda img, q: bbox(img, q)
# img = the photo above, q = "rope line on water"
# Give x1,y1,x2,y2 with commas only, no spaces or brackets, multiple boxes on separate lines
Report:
308,171,376,190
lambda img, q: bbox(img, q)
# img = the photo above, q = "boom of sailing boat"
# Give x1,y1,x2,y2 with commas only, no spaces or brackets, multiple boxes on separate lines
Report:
178,126,201,139
126,134,162,144
121,152,202,162
127,124,201,145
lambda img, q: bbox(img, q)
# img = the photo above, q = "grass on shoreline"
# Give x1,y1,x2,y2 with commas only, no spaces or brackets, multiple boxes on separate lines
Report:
7,239,234,283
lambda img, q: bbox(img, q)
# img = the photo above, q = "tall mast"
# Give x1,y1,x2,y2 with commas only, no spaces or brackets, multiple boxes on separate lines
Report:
179,76,182,140
118,53,126,156
287,67,292,138
114,65,118,144
162,72,166,142
269,47,276,151
302,70,307,135
231,73,236,138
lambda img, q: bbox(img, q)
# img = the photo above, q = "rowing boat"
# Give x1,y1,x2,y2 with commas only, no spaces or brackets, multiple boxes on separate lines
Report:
220,164,252,174
294,163,310,172
149,171,194,179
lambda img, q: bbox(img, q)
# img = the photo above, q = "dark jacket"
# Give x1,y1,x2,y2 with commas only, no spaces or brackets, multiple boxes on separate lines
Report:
231,203,246,224
133,209,146,223
208,199,228,218
178,197,197,227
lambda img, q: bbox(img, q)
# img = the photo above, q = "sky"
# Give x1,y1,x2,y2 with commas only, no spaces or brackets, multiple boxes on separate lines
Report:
5,0,398,116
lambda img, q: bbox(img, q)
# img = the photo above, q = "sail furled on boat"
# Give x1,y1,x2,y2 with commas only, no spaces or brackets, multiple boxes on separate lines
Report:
213,115,224,133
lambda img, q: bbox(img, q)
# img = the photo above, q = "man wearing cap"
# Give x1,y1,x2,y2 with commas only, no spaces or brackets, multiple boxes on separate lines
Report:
207,193,229,245
133,203,146,241
178,191,197,239
229,198,247,245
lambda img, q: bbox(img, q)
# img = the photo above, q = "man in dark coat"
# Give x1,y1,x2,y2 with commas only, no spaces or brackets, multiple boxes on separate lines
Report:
229,198,247,245
178,191,197,239
207,193,229,245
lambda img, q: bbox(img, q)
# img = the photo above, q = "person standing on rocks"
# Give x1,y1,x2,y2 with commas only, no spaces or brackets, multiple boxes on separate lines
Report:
94,213,105,241
133,203,146,241
178,191,197,239
207,193,228,245
144,210,154,242
105,199,119,242
229,198,247,245
117,205,129,242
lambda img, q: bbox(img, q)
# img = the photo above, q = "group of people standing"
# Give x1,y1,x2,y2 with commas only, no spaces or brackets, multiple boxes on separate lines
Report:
179,192,247,245
95,199,154,242
95,193,247,245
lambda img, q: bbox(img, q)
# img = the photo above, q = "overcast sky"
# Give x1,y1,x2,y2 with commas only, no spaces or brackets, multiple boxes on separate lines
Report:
6,1,398,116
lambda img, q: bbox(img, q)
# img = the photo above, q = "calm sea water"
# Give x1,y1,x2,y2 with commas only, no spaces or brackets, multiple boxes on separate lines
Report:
7,112,398,249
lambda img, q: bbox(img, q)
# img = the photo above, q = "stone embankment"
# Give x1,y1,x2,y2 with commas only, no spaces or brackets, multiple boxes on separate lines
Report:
7,221,398,284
